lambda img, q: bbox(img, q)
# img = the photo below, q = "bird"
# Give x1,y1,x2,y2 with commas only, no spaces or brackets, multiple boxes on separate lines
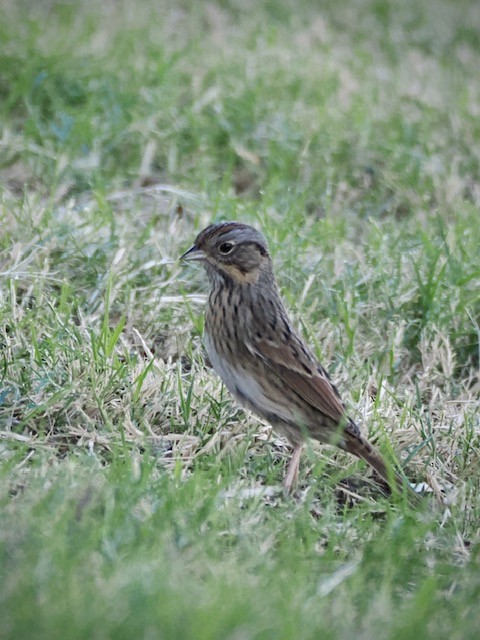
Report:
181,221,414,498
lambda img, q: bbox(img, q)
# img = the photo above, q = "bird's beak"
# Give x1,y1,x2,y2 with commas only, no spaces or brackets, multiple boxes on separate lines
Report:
180,245,206,262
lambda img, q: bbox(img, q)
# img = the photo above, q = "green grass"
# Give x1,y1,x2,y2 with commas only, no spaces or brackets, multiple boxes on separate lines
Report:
1,0,480,638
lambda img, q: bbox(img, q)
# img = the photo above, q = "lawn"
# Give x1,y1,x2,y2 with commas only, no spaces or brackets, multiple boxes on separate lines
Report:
1,0,479,638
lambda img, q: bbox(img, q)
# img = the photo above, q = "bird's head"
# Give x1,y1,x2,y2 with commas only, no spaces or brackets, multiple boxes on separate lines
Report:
181,221,271,284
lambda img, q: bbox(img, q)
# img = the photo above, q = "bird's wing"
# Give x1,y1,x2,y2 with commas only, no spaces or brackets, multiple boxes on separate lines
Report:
248,338,347,424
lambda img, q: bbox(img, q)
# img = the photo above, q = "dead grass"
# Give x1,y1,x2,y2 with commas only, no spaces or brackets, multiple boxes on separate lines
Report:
1,180,478,504
1,1,480,638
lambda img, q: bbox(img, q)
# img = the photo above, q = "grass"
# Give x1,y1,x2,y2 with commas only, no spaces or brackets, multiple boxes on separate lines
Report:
1,0,480,637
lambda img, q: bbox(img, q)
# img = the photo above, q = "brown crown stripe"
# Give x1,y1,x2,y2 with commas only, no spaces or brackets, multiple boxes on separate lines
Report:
198,221,250,245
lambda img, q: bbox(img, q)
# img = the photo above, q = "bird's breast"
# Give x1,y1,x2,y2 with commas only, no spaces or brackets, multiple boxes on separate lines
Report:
204,328,295,424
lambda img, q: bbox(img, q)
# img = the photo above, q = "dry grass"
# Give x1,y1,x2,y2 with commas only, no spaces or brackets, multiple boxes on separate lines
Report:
1,1,480,638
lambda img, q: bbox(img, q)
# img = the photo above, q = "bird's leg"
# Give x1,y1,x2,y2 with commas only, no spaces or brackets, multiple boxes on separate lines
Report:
284,444,303,493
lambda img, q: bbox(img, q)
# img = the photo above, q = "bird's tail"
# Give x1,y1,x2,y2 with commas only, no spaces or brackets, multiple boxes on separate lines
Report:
343,431,419,503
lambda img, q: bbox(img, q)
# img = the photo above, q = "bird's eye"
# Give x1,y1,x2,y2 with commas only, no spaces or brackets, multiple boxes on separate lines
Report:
218,242,235,255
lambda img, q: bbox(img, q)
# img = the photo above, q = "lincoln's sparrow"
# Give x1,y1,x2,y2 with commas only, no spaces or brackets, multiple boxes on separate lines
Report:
182,221,413,496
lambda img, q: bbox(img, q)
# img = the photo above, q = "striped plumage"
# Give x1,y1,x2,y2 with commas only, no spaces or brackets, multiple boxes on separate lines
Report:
182,221,412,496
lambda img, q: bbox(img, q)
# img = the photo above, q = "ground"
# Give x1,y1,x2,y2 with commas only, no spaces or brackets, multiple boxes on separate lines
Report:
1,1,479,638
